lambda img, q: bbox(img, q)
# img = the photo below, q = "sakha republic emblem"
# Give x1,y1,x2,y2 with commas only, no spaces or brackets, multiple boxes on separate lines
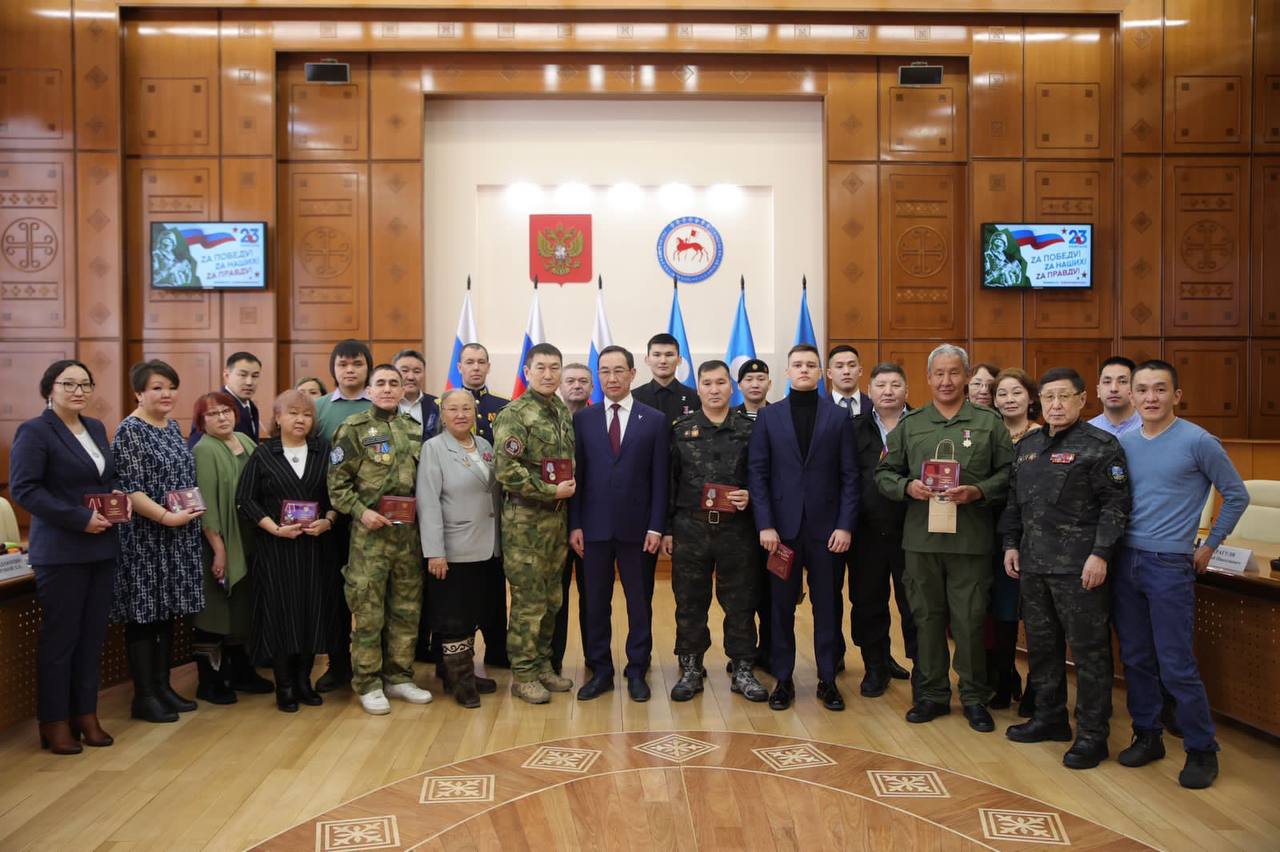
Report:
657,216,724,284
528,213,593,283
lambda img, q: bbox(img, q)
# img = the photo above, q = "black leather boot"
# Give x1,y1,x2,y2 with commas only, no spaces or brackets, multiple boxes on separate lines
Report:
670,654,705,701
295,655,323,706
196,654,237,705
127,632,178,723
316,649,352,693
153,624,196,713
227,644,274,694
1118,730,1166,767
273,658,299,713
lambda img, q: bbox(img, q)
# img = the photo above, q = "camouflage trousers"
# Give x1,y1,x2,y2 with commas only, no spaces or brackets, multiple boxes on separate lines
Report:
670,513,759,660
343,524,423,695
501,502,567,682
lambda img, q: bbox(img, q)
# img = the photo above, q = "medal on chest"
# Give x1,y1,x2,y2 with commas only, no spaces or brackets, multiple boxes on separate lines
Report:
962,428,972,449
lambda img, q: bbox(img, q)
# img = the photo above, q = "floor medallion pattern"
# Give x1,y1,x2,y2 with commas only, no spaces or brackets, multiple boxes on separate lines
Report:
254,731,1154,850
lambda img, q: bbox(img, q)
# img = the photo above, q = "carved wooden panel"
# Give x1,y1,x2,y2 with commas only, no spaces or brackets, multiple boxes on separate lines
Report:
1025,339,1109,419
1255,161,1280,336
0,341,75,493
124,12,220,156
1164,0,1252,153
221,15,275,157
1252,341,1280,439
0,0,74,150
0,153,75,339
971,22,1023,159
1023,21,1114,159
371,55,424,160
1119,338,1162,369
1023,162,1114,338
878,58,967,162
1120,156,1161,337
221,158,276,341
1163,158,1248,336
279,54,369,161
125,158,220,340
971,161,1023,339
970,340,1024,375
78,339,123,431
371,163,423,340
279,163,369,341
130,342,223,413
880,340,943,410
1263,76,1280,150
1120,0,1162,153
826,164,877,341
1166,339,1247,438
879,165,965,339
824,58,877,162
76,151,121,339
73,0,121,151
1259,0,1280,149
280,342,337,392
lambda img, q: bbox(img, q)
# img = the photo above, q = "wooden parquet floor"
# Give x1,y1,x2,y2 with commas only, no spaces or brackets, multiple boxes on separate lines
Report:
0,579,1277,851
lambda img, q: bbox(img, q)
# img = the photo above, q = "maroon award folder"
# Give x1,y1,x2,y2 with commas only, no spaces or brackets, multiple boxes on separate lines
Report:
165,487,206,512
700,483,738,513
920,460,962,493
85,493,130,523
766,543,795,581
280,500,320,526
377,496,416,525
541,458,573,484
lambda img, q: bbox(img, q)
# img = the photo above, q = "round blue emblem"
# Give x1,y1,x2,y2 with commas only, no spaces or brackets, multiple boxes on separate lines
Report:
656,216,724,284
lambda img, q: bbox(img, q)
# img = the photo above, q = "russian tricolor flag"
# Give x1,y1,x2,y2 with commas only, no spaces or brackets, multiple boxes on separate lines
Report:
180,228,237,249
511,282,545,400
587,276,613,406
1009,228,1065,250
444,279,478,390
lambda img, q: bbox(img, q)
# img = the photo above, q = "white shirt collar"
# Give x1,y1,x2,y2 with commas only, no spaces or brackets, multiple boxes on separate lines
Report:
832,388,861,405
604,394,633,414
330,388,372,402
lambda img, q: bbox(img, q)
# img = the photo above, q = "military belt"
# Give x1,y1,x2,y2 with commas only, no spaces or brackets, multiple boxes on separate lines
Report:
687,508,746,525
505,493,563,512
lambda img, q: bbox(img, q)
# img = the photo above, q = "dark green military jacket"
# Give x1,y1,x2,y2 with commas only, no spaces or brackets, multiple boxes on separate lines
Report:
327,405,422,518
875,400,1014,555
668,409,754,526
492,390,574,501
999,419,1131,573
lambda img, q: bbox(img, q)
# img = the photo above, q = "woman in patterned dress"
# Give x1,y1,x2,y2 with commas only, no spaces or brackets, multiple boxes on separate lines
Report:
112,360,206,723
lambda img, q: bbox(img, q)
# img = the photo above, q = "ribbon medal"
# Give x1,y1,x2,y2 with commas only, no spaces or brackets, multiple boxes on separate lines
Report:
962,428,972,449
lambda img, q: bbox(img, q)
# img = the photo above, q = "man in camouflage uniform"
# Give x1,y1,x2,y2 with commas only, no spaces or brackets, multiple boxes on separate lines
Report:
493,343,577,704
327,364,431,715
664,360,769,703
1000,367,1130,769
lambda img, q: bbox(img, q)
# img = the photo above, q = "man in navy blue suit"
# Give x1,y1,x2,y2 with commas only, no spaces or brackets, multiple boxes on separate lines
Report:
748,343,859,711
570,346,669,702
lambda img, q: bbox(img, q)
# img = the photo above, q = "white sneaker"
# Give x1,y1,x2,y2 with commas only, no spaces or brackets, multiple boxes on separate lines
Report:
385,681,433,704
358,688,391,715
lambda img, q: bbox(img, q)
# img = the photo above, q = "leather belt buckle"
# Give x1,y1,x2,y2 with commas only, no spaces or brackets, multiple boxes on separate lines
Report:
708,510,720,525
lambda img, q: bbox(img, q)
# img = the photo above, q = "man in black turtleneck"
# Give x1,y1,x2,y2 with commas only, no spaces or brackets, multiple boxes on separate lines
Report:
747,344,860,713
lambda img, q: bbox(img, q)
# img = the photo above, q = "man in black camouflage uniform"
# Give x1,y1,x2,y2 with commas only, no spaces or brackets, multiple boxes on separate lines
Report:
662,360,769,703
1000,367,1131,770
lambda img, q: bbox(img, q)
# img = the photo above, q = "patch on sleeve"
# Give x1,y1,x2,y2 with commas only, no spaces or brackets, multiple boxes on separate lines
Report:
329,446,345,465
1108,463,1127,483
502,435,524,457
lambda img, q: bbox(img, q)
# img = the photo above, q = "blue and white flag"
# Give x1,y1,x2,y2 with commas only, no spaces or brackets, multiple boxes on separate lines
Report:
668,279,694,386
587,276,614,406
445,279,478,390
792,278,824,395
511,283,545,399
724,277,757,407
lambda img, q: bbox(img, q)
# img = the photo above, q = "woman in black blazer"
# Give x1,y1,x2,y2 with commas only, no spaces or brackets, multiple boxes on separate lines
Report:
10,359,127,754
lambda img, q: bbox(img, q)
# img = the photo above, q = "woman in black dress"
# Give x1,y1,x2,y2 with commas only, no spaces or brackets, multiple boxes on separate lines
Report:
236,389,337,712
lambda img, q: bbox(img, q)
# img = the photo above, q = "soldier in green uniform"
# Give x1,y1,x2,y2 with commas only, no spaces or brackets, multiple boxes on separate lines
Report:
327,364,432,715
876,344,1014,733
492,343,577,704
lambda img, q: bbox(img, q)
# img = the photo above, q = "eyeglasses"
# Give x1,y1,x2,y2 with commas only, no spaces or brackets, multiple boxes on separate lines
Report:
1039,391,1083,404
55,381,95,394
205,408,235,419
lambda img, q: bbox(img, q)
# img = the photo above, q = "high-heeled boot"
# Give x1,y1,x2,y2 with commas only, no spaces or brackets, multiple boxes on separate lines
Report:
39,720,82,754
71,713,113,747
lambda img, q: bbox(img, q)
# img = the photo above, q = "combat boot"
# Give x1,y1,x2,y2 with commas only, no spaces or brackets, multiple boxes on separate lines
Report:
729,659,768,702
670,654,705,702
1118,730,1165,767
538,670,574,693
511,679,551,704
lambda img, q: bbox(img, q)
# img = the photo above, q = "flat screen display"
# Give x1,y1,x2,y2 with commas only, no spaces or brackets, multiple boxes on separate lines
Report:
980,223,1092,289
149,222,267,289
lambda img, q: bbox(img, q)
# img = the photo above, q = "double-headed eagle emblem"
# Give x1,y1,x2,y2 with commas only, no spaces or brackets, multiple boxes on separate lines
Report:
536,223,585,276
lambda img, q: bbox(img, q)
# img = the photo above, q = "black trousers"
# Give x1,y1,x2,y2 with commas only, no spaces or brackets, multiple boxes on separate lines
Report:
753,545,773,665
476,557,508,663
671,513,759,660
328,517,353,665
34,559,115,722
848,529,917,662
770,529,841,682
551,551,588,673
428,558,489,640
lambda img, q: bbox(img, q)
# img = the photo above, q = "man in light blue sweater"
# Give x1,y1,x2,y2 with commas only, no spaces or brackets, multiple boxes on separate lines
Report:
1115,359,1249,790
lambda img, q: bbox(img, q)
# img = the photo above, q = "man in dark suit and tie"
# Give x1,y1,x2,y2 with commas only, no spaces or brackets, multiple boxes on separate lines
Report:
187,351,262,448
570,346,669,702
827,344,866,669
748,344,859,711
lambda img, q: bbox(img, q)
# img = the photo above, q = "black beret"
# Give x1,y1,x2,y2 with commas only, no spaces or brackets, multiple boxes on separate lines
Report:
737,359,769,382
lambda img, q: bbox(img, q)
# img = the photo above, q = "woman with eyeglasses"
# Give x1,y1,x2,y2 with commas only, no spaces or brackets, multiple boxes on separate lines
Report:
967,363,999,409
10,360,126,754
190,391,267,705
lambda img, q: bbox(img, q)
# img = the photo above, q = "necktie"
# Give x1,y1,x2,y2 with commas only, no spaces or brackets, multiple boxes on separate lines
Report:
839,396,852,411
609,403,621,455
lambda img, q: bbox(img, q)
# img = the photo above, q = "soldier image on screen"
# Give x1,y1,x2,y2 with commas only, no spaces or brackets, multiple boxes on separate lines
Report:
151,227,201,288
982,229,1027,288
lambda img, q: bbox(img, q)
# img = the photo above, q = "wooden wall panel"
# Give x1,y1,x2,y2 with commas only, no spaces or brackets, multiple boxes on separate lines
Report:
371,340,420,369
1252,341,1280,439
971,160,1023,338
76,152,122,340
79,339,123,432
824,59,878,163
125,158,221,341
1258,0,1280,150
970,22,1023,159
1119,0,1162,153
280,342,337,392
877,58,967,163
880,340,943,409
1120,156,1161,337
1255,161,1280,335
826,164,878,341
878,164,966,340
1023,20,1115,159
1025,339,1109,419
221,342,278,424
279,164,369,341
1164,0,1252,153
1119,338,1162,367
1165,339,1248,438
123,12,221,157
73,0,121,151
970,340,1023,374
0,342,75,508
220,15,276,157
1023,161,1115,338
1163,158,1249,336
220,158,276,340
0,152,76,339
129,342,223,422
370,55,424,161
279,54,369,162
370,162,424,341
0,0,74,151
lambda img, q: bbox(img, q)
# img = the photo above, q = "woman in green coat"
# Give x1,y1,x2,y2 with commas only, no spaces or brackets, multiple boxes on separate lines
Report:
191,391,271,703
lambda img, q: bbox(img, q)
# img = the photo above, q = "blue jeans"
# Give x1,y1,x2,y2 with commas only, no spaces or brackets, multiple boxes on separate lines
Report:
1113,546,1218,752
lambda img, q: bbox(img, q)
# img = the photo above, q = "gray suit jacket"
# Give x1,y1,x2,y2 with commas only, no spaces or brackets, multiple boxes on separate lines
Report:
417,431,501,562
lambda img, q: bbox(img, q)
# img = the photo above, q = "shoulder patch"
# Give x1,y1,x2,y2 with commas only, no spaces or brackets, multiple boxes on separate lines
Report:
329,446,345,465
1108,463,1127,484
502,435,524,457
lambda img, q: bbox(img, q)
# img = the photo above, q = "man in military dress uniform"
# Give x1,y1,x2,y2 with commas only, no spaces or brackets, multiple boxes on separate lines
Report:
493,343,577,704
1001,367,1130,769
876,344,1014,733
663,361,770,703
458,342,509,443
327,365,433,715
634,333,700,425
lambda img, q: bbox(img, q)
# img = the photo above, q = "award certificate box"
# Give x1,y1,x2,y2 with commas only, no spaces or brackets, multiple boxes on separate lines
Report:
700,483,738,513
378,496,417,525
921,460,961,493
85,493,131,523
165,487,206,512
541,458,573,484
766,543,795,581
280,500,320,526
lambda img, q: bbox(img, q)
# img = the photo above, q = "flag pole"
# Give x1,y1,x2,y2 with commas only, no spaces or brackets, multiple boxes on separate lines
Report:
466,274,471,291
740,274,745,291
598,273,603,290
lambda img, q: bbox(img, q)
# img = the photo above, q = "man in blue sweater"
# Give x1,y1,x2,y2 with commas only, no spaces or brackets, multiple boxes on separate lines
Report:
1115,359,1249,789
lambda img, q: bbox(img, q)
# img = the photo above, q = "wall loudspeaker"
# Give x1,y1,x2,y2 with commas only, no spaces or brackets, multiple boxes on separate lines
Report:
305,61,350,84
898,64,944,86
